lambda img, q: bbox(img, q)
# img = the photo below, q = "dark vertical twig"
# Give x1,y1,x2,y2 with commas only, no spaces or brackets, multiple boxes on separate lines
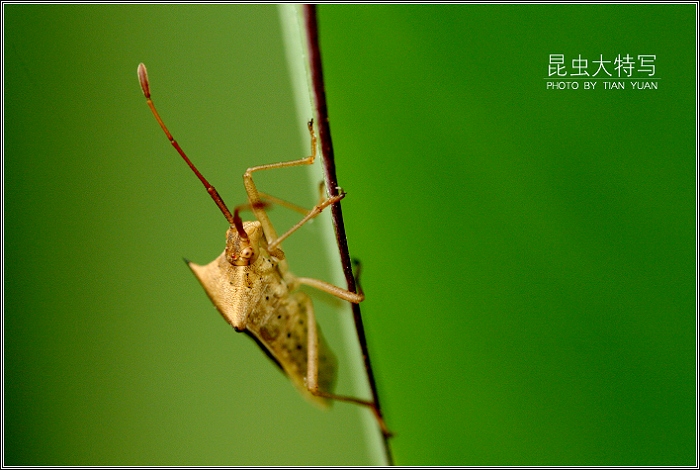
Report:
303,5,394,466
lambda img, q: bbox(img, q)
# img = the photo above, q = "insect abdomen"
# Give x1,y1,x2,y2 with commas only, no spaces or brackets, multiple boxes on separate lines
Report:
251,292,337,406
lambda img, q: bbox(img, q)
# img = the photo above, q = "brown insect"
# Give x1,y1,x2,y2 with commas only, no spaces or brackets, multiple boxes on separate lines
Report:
137,63,389,434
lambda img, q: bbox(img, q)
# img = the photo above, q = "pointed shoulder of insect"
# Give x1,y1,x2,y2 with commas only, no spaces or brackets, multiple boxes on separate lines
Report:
187,221,273,331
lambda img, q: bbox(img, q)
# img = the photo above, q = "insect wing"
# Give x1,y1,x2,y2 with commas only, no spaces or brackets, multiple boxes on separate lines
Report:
249,291,337,408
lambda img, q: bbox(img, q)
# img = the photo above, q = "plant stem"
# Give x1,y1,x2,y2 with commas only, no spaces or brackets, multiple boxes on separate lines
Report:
303,5,394,466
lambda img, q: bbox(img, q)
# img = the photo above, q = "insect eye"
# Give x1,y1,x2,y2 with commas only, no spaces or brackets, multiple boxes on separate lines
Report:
241,247,253,259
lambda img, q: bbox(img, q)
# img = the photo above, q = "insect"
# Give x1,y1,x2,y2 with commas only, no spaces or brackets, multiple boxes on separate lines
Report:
137,63,389,434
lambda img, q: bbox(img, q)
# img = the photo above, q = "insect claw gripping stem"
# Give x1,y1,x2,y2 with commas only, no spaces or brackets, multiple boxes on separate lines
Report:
137,63,235,226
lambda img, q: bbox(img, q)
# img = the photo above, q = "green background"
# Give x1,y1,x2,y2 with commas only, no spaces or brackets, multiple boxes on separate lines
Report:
4,4,696,465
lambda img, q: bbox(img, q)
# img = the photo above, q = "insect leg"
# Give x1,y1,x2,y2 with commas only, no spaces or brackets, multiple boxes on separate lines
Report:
243,120,318,249
254,181,331,232
303,296,392,437
251,181,326,217
296,276,364,304
257,191,310,216
266,191,345,254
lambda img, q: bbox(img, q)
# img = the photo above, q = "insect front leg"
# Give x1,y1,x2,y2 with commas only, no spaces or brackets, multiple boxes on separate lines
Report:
256,181,331,218
267,191,345,254
303,295,392,437
242,120,318,252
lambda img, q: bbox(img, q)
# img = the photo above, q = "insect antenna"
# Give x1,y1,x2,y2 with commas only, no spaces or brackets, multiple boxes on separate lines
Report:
232,201,271,240
137,63,235,226
232,206,249,240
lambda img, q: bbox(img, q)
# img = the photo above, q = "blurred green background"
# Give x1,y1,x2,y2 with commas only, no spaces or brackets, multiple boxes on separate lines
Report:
4,4,696,466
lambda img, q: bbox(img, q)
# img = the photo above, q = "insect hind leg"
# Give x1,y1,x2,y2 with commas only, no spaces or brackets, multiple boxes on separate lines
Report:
303,295,392,437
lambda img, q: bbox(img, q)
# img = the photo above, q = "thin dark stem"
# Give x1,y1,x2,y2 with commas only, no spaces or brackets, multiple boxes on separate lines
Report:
303,5,394,466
